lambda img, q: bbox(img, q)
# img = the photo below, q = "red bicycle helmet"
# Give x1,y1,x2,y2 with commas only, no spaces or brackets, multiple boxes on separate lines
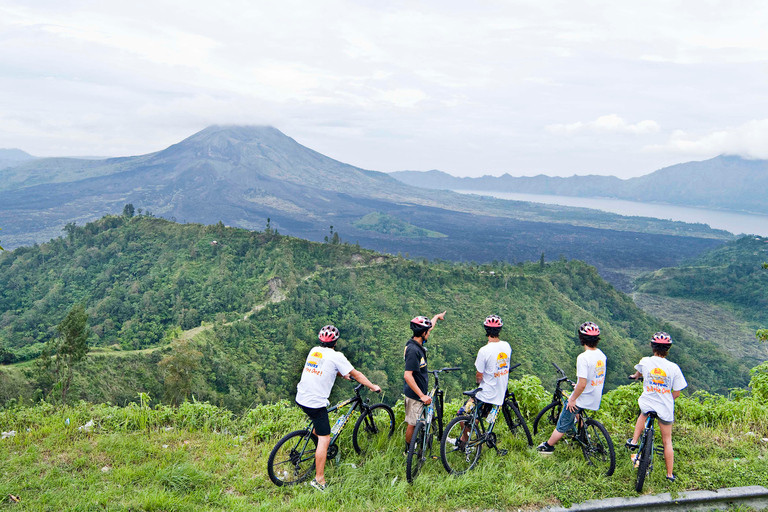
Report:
484,315,503,328
410,316,432,331
651,332,672,344
318,325,340,343
578,322,600,336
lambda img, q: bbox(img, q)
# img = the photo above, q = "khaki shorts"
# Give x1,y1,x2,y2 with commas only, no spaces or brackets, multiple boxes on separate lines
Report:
404,397,424,426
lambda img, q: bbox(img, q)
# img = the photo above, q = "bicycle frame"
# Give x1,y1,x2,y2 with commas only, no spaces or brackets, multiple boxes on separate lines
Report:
637,413,657,465
295,384,368,450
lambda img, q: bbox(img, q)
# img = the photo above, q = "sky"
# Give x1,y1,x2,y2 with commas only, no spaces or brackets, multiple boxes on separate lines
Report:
2,1,768,178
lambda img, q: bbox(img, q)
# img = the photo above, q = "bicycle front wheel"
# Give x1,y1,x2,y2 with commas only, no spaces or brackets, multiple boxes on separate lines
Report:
582,419,615,476
440,415,482,475
267,429,317,486
635,431,654,493
533,400,561,436
503,402,533,447
406,420,427,483
352,403,395,455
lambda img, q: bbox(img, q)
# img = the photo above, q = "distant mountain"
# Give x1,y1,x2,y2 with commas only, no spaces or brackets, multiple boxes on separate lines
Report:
391,155,768,215
0,148,36,171
0,126,729,277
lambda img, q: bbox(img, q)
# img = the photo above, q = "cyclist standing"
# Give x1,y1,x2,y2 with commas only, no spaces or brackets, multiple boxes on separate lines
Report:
626,332,687,482
295,325,381,491
538,322,607,454
470,315,512,415
403,311,446,455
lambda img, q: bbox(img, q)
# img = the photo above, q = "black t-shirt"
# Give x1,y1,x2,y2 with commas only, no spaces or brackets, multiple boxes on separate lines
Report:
403,339,428,400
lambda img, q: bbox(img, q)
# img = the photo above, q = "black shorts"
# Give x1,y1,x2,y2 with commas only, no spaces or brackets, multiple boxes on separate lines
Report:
299,403,331,436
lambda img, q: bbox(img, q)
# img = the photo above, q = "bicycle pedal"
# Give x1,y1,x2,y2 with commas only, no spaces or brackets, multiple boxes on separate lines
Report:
497,449,508,456
655,446,665,455
430,455,439,460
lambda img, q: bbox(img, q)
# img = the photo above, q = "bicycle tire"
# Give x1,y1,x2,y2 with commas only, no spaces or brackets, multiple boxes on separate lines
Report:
635,430,654,493
406,420,426,483
352,403,395,455
503,402,534,447
583,419,615,476
267,429,317,486
440,415,483,475
533,400,561,436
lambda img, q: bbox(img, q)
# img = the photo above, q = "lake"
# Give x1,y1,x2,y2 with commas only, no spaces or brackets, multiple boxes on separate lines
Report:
453,190,768,237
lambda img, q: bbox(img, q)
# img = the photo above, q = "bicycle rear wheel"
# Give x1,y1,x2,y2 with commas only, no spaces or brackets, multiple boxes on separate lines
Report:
582,419,615,476
503,402,533,447
267,429,317,486
352,403,395,454
635,431,654,492
533,400,561,436
440,415,482,475
406,420,427,483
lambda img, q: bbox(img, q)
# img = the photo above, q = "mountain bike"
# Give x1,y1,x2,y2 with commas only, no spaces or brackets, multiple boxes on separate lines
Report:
629,409,664,492
406,367,461,483
440,363,533,475
532,362,615,476
267,381,395,486
627,375,664,492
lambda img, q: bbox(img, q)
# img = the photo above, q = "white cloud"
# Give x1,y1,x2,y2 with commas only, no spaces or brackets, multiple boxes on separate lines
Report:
546,115,660,135
644,120,768,159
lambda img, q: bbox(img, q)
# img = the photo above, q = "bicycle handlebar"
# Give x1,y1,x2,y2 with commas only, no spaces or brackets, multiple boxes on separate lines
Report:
430,367,462,375
510,363,521,372
552,362,567,378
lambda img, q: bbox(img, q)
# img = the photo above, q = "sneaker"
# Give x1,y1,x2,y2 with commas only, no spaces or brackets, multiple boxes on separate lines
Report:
310,478,327,492
537,442,554,455
625,439,639,451
666,474,677,483
446,437,457,446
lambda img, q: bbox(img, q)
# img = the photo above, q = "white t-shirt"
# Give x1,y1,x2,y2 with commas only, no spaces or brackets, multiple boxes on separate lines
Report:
295,346,355,409
475,341,512,406
636,356,687,423
574,348,607,411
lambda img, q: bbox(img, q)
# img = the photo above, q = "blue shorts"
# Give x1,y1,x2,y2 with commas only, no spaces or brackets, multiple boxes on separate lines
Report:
556,405,584,433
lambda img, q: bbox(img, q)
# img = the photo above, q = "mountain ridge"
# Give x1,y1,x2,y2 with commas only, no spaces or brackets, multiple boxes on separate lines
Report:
0,125,730,279
390,155,768,215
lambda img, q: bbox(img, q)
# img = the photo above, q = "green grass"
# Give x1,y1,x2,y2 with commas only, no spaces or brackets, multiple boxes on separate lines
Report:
1,381,767,511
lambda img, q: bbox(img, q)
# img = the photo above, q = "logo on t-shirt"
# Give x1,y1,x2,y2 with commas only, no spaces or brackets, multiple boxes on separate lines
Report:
591,359,606,386
646,367,670,394
494,352,509,378
419,357,427,368
305,351,325,376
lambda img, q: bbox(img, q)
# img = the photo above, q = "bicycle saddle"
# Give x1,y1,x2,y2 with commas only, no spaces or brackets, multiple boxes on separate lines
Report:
462,387,483,398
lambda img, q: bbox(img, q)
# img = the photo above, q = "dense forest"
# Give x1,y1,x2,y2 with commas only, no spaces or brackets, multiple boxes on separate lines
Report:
0,215,751,410
635,235,768,324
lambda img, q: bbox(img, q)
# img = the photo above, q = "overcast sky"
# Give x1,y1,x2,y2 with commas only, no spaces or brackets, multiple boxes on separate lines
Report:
2,1,768,178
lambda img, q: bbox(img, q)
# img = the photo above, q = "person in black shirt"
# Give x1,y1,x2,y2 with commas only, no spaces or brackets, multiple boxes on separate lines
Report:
403,311,445,454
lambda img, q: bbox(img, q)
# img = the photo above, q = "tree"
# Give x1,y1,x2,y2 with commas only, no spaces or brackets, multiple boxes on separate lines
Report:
540,252,545,269
38,304,90,403
0,227,3,251
158,340,203,405
122,204,135,218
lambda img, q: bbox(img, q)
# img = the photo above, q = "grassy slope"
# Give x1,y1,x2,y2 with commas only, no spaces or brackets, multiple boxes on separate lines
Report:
635,235,768,325
352,212,447,238
632,293,768,367
1,380,766,511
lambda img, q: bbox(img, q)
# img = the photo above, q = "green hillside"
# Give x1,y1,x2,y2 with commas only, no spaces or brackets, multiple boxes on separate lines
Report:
0,216,751,409
352,212,447,238
635,235,768,324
